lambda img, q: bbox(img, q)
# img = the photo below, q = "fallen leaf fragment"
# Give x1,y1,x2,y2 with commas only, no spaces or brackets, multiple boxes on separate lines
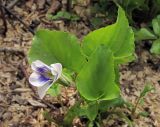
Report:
13,88,31,93
28,99,47,108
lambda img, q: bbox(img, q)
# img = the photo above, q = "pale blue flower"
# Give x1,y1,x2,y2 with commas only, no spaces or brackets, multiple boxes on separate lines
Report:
29,60,62,99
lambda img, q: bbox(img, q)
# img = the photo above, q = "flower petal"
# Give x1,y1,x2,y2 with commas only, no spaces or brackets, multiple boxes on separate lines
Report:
37,80,53,99
31,60,51,74
50,63,62,80
29,72,50,87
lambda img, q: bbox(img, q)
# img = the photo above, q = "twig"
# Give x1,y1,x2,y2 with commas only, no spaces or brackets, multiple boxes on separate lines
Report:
0,0,7,35
32,95,57,110
7,0,20,9
0,47,25,56
0,4,35,35
66,0,72,12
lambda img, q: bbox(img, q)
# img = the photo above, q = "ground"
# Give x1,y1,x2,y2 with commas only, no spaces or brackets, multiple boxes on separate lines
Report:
0,0,160,127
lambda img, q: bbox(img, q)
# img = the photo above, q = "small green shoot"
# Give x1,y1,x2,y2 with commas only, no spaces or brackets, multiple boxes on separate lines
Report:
47,11,80,21
135,15,160,55
131,83,154,115
138,111,149,117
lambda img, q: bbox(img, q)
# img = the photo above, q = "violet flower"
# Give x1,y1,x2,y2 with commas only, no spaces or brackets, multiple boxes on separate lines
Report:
29,60,62,99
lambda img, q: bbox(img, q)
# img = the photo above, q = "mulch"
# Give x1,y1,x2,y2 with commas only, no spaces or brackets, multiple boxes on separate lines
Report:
0,0,160,126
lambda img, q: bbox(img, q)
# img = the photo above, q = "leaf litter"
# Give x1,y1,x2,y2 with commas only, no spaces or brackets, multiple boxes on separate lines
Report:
0,0,160,126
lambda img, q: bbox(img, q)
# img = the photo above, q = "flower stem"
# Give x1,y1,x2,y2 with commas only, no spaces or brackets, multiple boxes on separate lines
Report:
58,73,73,86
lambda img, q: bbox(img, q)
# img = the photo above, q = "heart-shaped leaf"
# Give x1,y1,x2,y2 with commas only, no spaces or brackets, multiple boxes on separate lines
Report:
82,6,135,64
28,29,85,72
76,45,120,101
135,28,157,41
152,15,160,36
150,39,160,54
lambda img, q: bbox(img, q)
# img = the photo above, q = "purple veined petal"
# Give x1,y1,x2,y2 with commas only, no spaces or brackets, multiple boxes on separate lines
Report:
50,63,62,80
37,80,54,99
31,60,51,74
29,72,51,87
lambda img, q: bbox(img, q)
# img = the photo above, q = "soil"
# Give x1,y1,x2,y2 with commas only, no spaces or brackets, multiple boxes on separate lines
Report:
0,0,160,127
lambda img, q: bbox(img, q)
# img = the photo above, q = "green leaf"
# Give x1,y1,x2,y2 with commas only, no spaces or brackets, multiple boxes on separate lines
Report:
140,83,154,98
62,68,75,83
152,15,160,36
139,98,145,105
138,111,149,117
64,101,98,126
135,28,157,41
150,39,160,54
47,11,80,21
124,101,134,110
28,29,85,72
99,97,125,112
71,14,80,21
64,102,98,124
90,17,103,28
156,0,160,4
47,84,61,97
48,11,71,20
114,54,136,65
76,45,120,101
114,64,120,84
88,122,94,127
120,0,147,13
64,102,82,126
82,6,135,64
84,102,98,121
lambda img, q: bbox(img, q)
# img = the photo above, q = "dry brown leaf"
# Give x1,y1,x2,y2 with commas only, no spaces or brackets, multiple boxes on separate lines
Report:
28,99,47,108
37,0,46,9
48,0,61,14
13,88,31,93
